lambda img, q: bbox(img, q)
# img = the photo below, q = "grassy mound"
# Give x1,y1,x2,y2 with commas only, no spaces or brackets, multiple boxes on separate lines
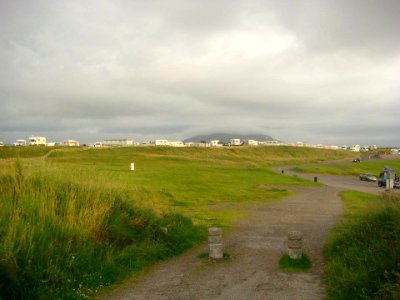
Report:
0,160,206,299
279,253,311,272
325,192,400,299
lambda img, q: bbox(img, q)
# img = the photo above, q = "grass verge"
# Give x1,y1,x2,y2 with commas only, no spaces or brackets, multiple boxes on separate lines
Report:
0,160,206,299
324,191,400,299
279,253,311,272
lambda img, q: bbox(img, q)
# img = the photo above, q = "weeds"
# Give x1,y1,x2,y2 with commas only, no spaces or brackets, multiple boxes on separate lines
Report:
325,192,400,299
0,163,206,299
279,253,311,272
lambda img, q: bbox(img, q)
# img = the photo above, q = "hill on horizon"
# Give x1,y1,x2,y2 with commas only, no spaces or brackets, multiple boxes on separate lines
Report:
183,133,277,143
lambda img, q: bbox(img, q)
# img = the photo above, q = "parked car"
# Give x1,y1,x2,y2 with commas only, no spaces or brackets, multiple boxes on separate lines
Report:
352,158,361,163
377,166,396,187
359,174,377,182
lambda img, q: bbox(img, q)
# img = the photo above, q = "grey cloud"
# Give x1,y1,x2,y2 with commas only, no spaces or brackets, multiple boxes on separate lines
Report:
0,0,399,145
269,0,400,55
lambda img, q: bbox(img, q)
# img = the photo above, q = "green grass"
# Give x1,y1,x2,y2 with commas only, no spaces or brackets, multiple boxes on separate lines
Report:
339,190,380,218
0,146,354,299
295,159,400,177
41,146,341,227
0,146,55,158
0,161,206,299
279,253,312,272
324,192,400,299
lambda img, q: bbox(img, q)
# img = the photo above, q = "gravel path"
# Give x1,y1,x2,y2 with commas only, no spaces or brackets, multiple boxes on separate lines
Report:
97,170,384,300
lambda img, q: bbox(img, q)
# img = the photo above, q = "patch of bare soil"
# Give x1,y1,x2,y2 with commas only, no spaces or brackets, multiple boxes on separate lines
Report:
97,172,379,300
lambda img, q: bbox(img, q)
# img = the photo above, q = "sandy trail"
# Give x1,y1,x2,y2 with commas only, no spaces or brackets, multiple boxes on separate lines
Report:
98,170,384,300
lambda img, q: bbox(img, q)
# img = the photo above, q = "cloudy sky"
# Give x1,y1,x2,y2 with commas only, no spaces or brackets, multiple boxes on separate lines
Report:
1,0,399,146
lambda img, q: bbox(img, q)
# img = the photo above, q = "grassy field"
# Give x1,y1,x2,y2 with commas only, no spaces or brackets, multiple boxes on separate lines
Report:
294,157,400,177
44,146,349,226
325,191,400,299
0,146,355,299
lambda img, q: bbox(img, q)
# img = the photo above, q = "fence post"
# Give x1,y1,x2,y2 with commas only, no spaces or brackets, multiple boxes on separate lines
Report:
208,227,223,259
288,231,303,259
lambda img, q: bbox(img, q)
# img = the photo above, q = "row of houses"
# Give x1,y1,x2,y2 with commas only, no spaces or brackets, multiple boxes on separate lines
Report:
1,136,380,152
292,142,378,152
9,136,80,147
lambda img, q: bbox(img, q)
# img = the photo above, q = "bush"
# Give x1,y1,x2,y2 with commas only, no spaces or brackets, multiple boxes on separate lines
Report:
0,162,206,299
325,193,400,299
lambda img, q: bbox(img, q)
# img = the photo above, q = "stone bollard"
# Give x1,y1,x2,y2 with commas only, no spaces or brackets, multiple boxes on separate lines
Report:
314,176,317,182
281,170,284,174
208,227,223,259
287,231,303,259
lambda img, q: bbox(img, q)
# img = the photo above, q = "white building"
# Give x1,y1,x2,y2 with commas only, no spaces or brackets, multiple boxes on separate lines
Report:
168,141,185,147
155,139,169,146
390,149,400,155
246,139,259,146
29,136,46,146
350,145,361,152
0,141,4,147
210,140,222,147
230,138,241,146
62,140,80,147
103,139,133,147
13,139,27,146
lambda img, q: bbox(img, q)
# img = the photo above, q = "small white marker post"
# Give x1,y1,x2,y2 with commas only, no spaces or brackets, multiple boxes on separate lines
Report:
130,163,135,171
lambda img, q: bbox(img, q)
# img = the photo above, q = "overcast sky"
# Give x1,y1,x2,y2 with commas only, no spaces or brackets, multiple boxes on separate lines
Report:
1,0,399,146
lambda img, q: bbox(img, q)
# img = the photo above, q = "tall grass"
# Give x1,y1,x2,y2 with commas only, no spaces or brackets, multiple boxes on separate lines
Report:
0,146,355,298
324,192,400,299
0,160,205,299
0,146,55,159
295,159,400,177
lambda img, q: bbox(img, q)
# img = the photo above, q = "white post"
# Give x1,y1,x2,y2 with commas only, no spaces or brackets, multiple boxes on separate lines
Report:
130,163,135,171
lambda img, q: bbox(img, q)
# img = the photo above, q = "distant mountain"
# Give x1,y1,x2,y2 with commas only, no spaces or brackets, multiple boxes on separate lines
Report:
183,133,277,143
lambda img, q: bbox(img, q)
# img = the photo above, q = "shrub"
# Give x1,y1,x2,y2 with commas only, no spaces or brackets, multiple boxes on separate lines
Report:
325,193,400,299
0,163,206,299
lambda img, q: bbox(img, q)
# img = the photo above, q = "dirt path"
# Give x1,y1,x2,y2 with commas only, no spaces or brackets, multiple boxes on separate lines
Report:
98,171,383,300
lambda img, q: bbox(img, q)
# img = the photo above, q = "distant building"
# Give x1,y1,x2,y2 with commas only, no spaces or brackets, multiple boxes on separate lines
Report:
324,145,339,150
62,140,80,147
230,138,241,146
350,145,361,152
103,139,133,147
0,141,4,147
168,141,185,147
210,140,222,147
259,140,284,146
155,139,169,146
246,139,259,146
29,136,46,146
13,139,27,146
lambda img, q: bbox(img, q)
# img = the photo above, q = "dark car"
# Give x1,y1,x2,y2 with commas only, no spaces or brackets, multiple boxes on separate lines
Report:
359,174,377,182
352,158,361,163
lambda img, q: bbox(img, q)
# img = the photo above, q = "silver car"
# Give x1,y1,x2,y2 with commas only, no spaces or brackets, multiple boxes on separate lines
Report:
359,174,377,182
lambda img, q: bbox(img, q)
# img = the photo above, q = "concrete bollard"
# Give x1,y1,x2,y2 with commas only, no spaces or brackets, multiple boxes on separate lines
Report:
208,227,223,259
288,231,303,259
